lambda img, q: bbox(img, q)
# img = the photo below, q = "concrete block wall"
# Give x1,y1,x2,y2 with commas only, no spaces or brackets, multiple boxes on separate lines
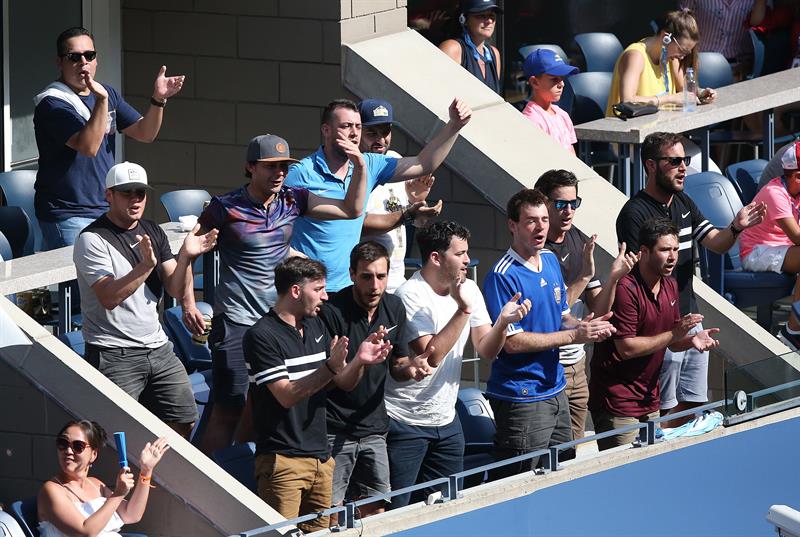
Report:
122,0,407,222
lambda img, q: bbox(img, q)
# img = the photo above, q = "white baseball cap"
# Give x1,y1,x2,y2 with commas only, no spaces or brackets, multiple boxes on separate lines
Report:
781,141,800,171
105,161,152,191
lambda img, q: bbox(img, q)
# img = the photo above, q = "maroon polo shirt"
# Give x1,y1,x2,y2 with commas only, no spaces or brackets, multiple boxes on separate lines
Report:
589,268,680,417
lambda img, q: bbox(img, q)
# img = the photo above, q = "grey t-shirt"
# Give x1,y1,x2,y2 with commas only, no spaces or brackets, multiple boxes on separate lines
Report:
74,215,175,348
758,143,791,190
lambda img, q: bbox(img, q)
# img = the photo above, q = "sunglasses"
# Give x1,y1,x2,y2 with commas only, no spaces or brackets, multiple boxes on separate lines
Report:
61,50,97,62
552,197,582,211
654,156,691,167
56,437,89,454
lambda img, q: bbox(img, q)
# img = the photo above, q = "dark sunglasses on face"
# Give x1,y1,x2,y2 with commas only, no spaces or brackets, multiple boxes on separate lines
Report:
56,437,89,454
654,156,691,167
553,197,582,210
62,50,97,62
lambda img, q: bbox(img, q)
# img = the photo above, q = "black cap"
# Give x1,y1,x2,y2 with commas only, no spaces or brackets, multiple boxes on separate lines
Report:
460,0,503,14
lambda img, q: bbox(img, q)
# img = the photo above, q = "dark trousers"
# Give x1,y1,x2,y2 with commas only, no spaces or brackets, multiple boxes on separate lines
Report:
386,417,464,509
489,390,574,480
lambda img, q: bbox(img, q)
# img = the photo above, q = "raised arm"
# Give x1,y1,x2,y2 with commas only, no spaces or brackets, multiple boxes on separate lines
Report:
700,201,767,254
64,73,108,157
90,235,158,310
503,311,616,354
122,66,185,143
161,224,218,299
116,438,169,524
472,292,531,360
305,134,367,220
390,98,471,181
588,242,639,316
613,313,702,359
332,329,393,391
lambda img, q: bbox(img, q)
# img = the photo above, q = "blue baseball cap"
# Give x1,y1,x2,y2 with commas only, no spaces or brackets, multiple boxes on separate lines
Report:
358,99,393,126
460,0,503,14
523,48,579,78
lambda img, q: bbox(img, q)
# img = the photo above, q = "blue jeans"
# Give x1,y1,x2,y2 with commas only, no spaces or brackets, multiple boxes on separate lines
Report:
386,417,464,509
41,216,96,250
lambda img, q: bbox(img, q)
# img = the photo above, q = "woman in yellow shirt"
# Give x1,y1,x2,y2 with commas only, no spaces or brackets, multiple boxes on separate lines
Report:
606,9,717,116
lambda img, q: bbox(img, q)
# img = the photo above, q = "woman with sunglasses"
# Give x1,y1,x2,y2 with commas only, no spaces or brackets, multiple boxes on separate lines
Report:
37,420,168,537
606,9,717,116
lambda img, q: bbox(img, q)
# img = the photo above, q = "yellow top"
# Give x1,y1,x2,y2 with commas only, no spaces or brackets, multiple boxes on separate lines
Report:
606,41,675,117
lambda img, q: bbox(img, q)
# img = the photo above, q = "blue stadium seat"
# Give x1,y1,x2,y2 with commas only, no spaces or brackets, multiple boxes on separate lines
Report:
163,302,213,372
697,52,735,89
212,442,257,493
574,32,623,73
456,388,495,486
0,170,42,253
563,72,617,175
8,499,35,537
0,230,13,262
0,510,25,537
518,44,568,62
189,369,213,446
684,171,795,328
749,29,766,79
0,207,31,258
160,189,211,290
160,189,211,222
725,159,768,205
57,330,85,357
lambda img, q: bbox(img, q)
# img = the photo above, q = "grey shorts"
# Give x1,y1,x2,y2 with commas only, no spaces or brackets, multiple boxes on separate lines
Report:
86,341,198,424
327,433,390,506
659,323,709,410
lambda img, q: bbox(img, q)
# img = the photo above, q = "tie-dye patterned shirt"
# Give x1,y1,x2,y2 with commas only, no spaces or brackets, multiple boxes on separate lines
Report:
198,185,309,325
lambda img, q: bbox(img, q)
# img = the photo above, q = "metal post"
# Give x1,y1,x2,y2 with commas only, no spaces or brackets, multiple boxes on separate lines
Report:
618,144,631,197
700,129,710,172
763,109,775,160
57,281,72,335
344,503,356,529
632,143,643,195
448,475,460,501
202,250,218,306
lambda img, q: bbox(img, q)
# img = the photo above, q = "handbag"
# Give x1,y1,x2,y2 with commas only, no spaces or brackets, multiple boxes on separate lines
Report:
612,101,659,120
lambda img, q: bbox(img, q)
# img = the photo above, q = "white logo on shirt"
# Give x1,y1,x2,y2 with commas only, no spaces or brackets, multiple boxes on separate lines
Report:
540,277,547,287
561,253,570,262
670,300,677,306
315,334,324,343
385,324,398,333
682,211,691,218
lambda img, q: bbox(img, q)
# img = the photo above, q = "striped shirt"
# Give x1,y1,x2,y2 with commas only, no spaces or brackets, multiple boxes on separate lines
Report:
244,310,331,459
616,190,714,315
680,0,755,60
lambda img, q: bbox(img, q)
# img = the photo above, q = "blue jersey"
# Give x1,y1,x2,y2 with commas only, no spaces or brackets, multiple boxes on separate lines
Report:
483,248,568,402
33,83,141,221
285,147,398,291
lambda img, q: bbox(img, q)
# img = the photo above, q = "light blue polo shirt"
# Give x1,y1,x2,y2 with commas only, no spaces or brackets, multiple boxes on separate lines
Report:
285,146,398,291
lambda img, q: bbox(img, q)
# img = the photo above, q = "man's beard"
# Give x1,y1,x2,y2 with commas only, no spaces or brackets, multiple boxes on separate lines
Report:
654,167,682,194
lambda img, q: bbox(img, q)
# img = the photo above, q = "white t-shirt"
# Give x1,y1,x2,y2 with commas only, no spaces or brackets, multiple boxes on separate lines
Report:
385,271,491,426
363,150,408,293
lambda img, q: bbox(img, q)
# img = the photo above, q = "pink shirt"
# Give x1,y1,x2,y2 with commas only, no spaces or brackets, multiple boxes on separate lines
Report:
740,177,799,259
522,101,576,154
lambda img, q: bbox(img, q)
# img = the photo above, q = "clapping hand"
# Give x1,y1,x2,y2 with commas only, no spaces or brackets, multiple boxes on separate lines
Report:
356,327,393,366
407,346,435,379
672,313,703,341
691,328,720,352
152,66,185,100
498,292,531,327
182,224,218,259
575,311,616,343
581,234,597,281
735,201,767,230
609,242,640,281
407,175,436,203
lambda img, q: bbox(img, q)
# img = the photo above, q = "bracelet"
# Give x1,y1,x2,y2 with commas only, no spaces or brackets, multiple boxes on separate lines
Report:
729,222,742,235
150,96,166,108
140,475,156,489
324,360,339,376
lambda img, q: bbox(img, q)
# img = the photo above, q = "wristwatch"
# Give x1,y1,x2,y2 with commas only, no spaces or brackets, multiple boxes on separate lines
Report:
729,222,742,236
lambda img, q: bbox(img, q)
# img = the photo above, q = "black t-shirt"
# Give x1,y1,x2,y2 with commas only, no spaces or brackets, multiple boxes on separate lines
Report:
320,287,410,438
616,190,714,315
545,227,602,301
244,310,331,459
